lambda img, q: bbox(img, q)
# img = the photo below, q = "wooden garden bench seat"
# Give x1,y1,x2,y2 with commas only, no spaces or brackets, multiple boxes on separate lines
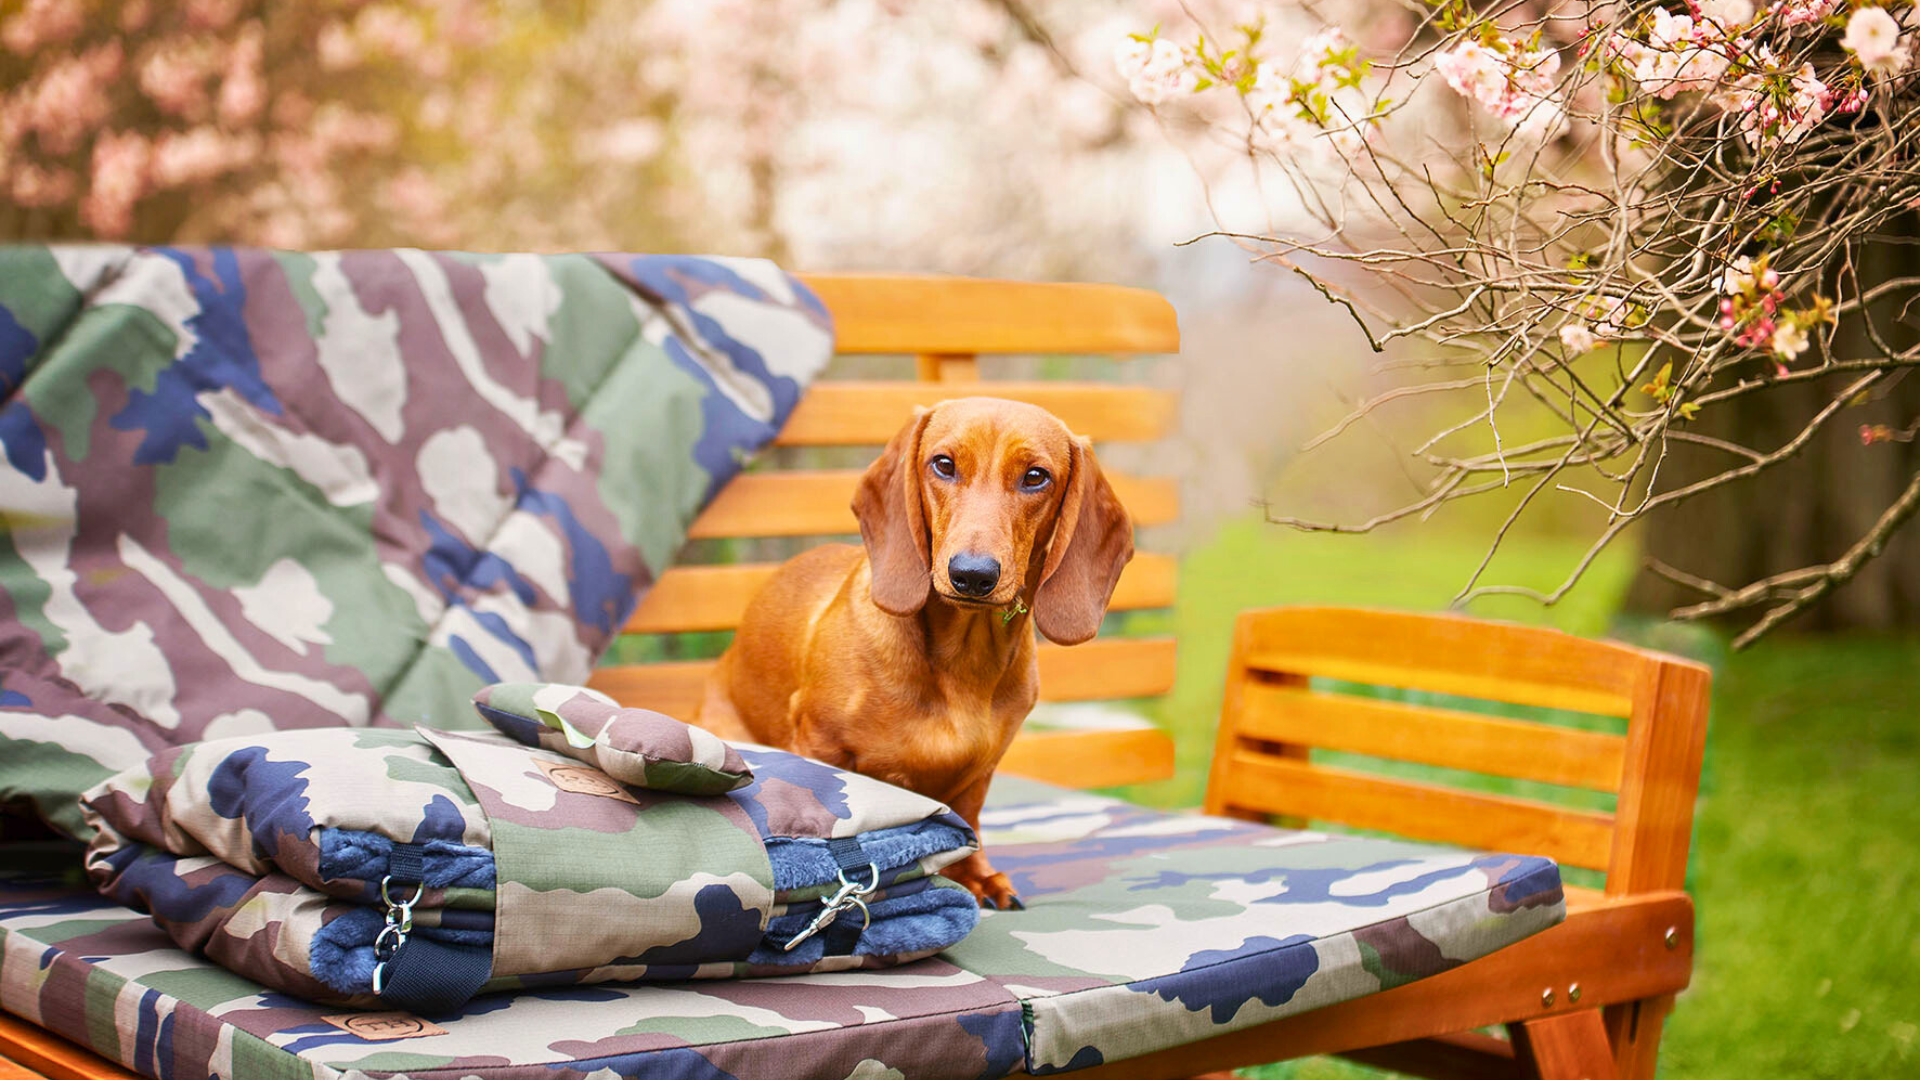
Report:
0,274,1707,1080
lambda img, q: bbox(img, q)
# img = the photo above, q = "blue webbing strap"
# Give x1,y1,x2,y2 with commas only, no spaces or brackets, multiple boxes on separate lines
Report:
376,842,493,1015
823,836,870,956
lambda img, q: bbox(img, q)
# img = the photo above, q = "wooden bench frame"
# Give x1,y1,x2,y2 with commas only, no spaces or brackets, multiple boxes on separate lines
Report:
0,275,1709,1080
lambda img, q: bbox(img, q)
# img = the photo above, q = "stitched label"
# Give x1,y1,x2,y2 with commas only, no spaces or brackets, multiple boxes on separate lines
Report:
536,759,641,803
322,1012,447,1040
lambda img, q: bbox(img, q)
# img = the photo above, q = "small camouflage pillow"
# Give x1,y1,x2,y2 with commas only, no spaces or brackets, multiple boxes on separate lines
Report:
473,683,751,795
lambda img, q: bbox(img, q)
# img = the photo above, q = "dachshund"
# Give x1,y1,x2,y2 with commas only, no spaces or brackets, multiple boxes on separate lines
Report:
694,397,1134,908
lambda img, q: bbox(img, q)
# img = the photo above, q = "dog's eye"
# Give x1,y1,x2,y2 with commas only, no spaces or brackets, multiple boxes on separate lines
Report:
1020,467,1051,491
929,455,956,479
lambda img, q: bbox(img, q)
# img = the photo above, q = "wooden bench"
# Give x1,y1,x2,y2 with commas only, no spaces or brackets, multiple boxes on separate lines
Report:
0,274,1708,1080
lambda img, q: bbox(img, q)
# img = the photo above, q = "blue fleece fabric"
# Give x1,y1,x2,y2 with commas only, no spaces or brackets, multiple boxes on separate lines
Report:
315,828,496,893
763,820,977,891
750,875,979,966
301,823,978,995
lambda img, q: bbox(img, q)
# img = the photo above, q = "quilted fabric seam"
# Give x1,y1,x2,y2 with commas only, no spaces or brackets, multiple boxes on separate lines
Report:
366,255,658,710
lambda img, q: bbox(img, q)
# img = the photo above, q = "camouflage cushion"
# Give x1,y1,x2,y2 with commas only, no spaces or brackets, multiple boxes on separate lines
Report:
0,246,833,838
473,682,754,795
0,778,1563,1079
78,722,982,1009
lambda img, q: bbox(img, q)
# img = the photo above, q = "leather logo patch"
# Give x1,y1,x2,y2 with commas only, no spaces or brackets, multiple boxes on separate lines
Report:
322,1012,447,1040
536,759,640,803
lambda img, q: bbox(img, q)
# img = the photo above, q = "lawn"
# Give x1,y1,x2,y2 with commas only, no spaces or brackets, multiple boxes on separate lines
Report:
1126,514,1920,1079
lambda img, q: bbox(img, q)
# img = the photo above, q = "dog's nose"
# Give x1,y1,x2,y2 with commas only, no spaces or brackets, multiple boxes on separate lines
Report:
947,553,1001,598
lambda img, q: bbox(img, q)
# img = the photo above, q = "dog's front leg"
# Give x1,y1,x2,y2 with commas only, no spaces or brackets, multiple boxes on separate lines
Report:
939,773,1022,910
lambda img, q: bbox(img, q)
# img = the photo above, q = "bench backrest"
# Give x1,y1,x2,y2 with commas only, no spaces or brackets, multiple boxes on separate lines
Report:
1205,606,1711,896
586,274,1183,742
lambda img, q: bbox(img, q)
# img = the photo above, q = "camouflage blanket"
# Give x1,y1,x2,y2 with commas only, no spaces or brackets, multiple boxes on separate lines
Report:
0,245,833,839
0,778,1565,1079
79,684,980,1012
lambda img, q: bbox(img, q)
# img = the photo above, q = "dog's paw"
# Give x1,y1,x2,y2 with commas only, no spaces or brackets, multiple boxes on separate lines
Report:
942,856,1024,910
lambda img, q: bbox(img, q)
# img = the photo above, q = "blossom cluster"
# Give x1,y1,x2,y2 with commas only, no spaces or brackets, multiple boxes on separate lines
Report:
1432,33,1566,138
1595,2,1912,150
1113,24,1380,158
1717,254,1830,365
0,0,518,244
1113,36,1195,105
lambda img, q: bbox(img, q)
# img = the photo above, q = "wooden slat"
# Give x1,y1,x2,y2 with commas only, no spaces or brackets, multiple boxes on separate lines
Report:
590,637,1177,718
1237,608,1649,718
997,727,1176,788
1069,892,1693,1080
0,1013,140,1080
773,382,1177,445
1606,659,1712,897
687,469,1177,539
916,353,980,381
1338,1031,1527,1080
796,273,1179,355
625,553,1177,634
1218,752,1616,871
1235,681,1627,791
1,1057,50,1080
1511,1010,1621,1080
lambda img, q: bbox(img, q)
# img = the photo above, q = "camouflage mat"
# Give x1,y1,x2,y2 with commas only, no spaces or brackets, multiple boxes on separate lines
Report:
0,778,1564,1078
78,690,981,1010
0,245,833,839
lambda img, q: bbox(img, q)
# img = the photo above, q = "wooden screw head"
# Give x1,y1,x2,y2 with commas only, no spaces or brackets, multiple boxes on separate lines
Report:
1568,982,1582,1003
1665,927,1680,949
1541,987,1555,1008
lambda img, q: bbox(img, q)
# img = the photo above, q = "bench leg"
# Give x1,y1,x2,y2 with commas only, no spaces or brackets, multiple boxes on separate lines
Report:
1510,1009,1619,1080
1602,995,1674,1080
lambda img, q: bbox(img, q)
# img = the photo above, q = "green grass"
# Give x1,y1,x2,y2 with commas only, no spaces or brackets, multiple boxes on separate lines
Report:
1123,514,1920,1078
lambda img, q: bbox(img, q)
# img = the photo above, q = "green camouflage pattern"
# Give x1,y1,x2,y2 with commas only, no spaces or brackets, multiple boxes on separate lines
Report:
76,713,980,1008
2,779,1563,1078
0,245,833,838
473,682,752,795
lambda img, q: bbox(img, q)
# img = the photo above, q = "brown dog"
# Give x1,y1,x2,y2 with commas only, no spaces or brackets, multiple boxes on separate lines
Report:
694,397,1133,908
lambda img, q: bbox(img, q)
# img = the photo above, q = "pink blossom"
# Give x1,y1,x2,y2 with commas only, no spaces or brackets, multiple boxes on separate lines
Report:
1113,37,1195,105
140,39,222,120
1627,9,1735,99
1698,0,1755,29
120,0,152,33
1433,37,1565,134
185,0,242,31
10,163,74,207
152,126,258,187
318,22,361,71
1779,0,1842,28
311,105,401,154
81,131,151,239
218,23,267,127
355,6,426,61
1771,321,1809,359
1841,7,1911,73
21,43,121,156
1,0,83,55
384,167,458,244
1559,322,1598,352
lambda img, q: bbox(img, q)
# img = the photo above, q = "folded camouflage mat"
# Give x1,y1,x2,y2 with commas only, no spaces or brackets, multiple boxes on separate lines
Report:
0,245,832,838
78,683,980,1014
0,777,1564,1079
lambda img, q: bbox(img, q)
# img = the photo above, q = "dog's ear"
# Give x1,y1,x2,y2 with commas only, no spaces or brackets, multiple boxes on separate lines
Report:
854,407,934,616
1034,437,1134,645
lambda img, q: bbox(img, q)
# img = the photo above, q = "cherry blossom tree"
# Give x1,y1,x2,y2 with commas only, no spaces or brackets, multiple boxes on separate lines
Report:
0,0,1188,279
1118,0,1920,645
